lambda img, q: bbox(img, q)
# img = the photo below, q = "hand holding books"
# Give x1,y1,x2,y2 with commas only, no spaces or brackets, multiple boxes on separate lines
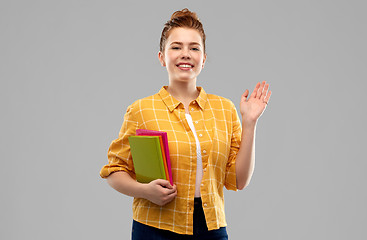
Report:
143,179,177,206
128,129,176,206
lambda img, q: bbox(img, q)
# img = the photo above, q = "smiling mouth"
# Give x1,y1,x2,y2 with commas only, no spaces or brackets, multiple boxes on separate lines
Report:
176,64,194,70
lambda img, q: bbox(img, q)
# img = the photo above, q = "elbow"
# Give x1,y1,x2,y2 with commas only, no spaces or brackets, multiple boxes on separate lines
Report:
237,185,245,191
236,170,254,190
236,179,251,190
237,183,247,191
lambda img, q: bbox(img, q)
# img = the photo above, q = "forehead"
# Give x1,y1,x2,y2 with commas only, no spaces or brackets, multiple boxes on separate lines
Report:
166,28,203,45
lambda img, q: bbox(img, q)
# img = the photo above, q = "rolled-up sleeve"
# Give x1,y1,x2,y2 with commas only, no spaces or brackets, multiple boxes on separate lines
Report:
224,102,242,191
100,104,138,179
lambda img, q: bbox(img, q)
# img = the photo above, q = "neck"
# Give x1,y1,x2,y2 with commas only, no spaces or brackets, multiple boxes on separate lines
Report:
166,80,199,103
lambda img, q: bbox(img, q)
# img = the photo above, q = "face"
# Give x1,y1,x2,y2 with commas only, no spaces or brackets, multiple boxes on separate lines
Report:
158,27,206,84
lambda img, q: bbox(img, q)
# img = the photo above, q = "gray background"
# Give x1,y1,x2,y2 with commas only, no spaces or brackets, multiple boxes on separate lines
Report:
1,0,366,239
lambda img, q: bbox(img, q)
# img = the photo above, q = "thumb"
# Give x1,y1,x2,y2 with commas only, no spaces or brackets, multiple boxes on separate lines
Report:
155,179,173,189
242,89,249,101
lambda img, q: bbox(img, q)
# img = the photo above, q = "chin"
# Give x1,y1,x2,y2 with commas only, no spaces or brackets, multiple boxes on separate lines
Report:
178,76,196,82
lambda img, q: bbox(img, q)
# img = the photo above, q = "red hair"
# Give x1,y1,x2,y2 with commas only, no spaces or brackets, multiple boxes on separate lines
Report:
160,8,206,54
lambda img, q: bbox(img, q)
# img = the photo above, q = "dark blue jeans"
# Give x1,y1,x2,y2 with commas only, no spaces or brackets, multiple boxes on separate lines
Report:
132,198,228,240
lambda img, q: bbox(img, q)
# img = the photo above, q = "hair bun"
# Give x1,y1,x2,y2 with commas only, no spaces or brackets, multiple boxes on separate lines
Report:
170,8,199,21
160,8,206,53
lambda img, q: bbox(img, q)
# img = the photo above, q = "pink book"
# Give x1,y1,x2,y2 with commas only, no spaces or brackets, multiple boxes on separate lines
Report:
136,129,173,186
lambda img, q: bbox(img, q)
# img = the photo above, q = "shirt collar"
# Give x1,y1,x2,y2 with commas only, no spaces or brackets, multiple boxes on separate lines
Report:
158,86,207,112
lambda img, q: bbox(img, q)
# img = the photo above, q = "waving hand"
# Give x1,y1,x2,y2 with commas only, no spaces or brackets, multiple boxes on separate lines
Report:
240,81,272,125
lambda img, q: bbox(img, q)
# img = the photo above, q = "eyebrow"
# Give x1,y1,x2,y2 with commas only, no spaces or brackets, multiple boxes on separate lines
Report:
169,41,201,46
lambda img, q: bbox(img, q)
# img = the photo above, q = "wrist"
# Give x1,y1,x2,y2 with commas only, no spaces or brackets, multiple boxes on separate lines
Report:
136,182,148,199
242,119,257,129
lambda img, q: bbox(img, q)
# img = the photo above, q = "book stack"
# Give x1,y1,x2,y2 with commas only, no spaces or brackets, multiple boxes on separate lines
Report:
128,129,173,185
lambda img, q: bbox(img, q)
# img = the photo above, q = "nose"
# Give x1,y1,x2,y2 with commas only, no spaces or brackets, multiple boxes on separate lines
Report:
180,47,191,59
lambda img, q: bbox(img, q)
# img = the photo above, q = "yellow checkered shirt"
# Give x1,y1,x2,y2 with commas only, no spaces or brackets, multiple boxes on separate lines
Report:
100,86,242,235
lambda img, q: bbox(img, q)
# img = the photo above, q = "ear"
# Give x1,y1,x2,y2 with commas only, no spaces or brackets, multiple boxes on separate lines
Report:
202,53,207,68
158,51,166,67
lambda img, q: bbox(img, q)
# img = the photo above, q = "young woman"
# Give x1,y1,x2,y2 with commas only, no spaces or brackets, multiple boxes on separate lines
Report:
100,8,272,240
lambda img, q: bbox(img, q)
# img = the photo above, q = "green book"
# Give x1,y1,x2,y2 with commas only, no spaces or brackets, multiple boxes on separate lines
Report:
128,136,167,183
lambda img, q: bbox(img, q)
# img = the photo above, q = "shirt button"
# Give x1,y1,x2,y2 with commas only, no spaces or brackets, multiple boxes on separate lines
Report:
201,183,204,187
199,133,203,137
202,150,206,154
191,108,194,111
204,203,207,207
195,121,198,124
203,168,207,172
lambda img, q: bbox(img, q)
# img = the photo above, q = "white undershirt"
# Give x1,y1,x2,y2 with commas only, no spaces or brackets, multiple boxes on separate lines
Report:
185,113,203,197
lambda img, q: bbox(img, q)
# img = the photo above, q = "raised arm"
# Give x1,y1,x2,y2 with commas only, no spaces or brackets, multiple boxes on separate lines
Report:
235,81,272,190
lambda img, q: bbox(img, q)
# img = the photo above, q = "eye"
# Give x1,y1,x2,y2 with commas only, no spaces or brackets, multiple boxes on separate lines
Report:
192,48,200,51
171,47,180,50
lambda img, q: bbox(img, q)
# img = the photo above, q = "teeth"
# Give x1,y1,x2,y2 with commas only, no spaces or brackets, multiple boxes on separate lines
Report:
177,64,192,68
